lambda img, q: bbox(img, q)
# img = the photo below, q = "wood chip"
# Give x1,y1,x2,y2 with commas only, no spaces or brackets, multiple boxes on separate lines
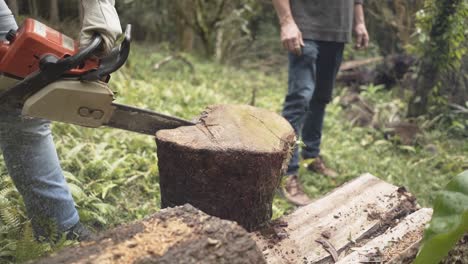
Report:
316,238,339,263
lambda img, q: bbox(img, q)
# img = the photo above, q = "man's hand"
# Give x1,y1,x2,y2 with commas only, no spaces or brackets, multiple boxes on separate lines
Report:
353,4,369,49
272,0,304,56
281,22,305,56
354,23,369,49
79,0,122,57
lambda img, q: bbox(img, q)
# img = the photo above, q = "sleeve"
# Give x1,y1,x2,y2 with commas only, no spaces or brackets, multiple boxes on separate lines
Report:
79,0,122,56
355,0,364,4
0,0,18,38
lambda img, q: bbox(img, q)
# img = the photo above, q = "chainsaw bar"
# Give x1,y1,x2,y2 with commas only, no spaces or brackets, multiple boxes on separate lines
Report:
106,103,196,135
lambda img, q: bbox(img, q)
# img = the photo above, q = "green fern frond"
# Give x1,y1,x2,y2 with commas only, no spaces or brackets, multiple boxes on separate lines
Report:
14,223,51,263
0,206,21,230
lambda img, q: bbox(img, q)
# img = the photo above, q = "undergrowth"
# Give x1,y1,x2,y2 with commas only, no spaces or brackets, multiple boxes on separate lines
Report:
0,45,466,263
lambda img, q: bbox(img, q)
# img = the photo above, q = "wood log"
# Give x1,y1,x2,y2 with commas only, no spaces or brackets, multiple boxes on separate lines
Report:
36,204,266,264
155,104,295,231
253,173,432,264
336,208,432,264
337,54,416,88
339,57,384,71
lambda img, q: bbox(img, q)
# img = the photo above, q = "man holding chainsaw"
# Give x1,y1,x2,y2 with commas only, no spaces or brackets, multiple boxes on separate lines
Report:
272,0,369,206
0,0,121,241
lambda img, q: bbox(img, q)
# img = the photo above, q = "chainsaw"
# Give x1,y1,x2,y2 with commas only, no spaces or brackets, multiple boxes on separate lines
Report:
0,18,194,135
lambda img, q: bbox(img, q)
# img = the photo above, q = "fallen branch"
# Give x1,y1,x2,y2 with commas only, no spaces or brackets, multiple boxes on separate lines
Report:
339,56,384,71
153,54,195,73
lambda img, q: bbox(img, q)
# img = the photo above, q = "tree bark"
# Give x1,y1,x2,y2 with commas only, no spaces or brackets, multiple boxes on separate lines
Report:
155,104,295,231
49,0,59,24
36,204,265,264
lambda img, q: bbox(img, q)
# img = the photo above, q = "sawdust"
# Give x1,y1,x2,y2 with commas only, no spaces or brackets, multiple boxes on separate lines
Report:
37,205,266,264
383,229,423,263
87,218,193,263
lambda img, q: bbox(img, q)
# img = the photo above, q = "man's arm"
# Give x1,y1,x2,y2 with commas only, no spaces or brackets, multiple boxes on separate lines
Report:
353,2,369,49
79,0,122,57
272,0,304,55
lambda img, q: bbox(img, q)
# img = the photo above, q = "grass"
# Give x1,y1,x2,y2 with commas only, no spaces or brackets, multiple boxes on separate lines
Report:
0,45,466,263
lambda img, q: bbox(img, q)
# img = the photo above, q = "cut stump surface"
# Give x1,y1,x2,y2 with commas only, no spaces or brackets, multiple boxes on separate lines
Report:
156,104,295,231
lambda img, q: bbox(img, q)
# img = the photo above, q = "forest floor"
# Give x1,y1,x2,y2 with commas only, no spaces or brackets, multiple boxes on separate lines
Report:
0,45,467,263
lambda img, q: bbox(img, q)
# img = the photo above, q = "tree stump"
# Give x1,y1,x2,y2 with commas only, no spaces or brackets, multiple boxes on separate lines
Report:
155,104,295,231
36,205,265,264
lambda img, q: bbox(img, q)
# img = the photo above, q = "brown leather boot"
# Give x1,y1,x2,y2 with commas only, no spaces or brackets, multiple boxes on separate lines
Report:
307,156,338,178
281,175,312,206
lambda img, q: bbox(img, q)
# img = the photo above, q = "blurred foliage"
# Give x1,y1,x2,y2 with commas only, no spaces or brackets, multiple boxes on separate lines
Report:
414,170,468,264
365,0,424,55
407,0,468,117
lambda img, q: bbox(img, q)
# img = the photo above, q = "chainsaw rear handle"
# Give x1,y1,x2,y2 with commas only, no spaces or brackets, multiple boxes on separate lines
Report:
40,33,103,72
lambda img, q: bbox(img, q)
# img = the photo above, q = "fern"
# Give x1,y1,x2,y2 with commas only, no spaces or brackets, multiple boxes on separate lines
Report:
14,223,51,263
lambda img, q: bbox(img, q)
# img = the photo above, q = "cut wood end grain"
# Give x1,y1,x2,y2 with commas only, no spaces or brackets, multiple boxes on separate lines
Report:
156,104,295,153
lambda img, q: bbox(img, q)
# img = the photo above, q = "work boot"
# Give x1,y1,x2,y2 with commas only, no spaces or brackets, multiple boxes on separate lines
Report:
307,156,338,178
65,222,96,242
281,175,312,206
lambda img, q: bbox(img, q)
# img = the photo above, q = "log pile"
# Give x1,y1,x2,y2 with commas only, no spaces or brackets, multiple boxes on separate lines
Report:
37,175,433,264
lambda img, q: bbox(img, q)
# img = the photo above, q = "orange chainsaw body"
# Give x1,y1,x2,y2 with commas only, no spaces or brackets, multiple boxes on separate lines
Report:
0,18,98,79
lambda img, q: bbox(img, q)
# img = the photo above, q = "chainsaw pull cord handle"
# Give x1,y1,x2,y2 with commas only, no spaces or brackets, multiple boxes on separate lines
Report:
0,34,103,105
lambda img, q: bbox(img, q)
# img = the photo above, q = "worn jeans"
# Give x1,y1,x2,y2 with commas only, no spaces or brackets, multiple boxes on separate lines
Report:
0,2,78,236
282,40,344,175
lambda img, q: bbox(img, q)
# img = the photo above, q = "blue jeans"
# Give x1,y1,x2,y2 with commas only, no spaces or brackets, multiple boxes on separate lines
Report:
0,5,78,237
282,40,344,175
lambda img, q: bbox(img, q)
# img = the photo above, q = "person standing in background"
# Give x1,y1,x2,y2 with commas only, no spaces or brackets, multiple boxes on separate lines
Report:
272,0,369,206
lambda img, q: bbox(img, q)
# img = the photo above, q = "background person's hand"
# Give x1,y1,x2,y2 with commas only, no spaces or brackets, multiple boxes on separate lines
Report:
79,0,122,57
354,23,369,49
280,22,304,56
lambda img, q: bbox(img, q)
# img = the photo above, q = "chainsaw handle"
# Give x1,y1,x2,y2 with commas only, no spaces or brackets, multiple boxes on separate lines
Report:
58,33,103,70
81,25,132,81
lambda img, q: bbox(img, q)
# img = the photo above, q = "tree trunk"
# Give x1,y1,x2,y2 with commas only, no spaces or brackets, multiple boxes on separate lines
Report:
6,0,18,17
36,204,265,264
175,1,194,52
407,0,462,117
407,58,438,117
180,26,194,52
28,0,39,18
49,0,59,24
155,104,295,231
